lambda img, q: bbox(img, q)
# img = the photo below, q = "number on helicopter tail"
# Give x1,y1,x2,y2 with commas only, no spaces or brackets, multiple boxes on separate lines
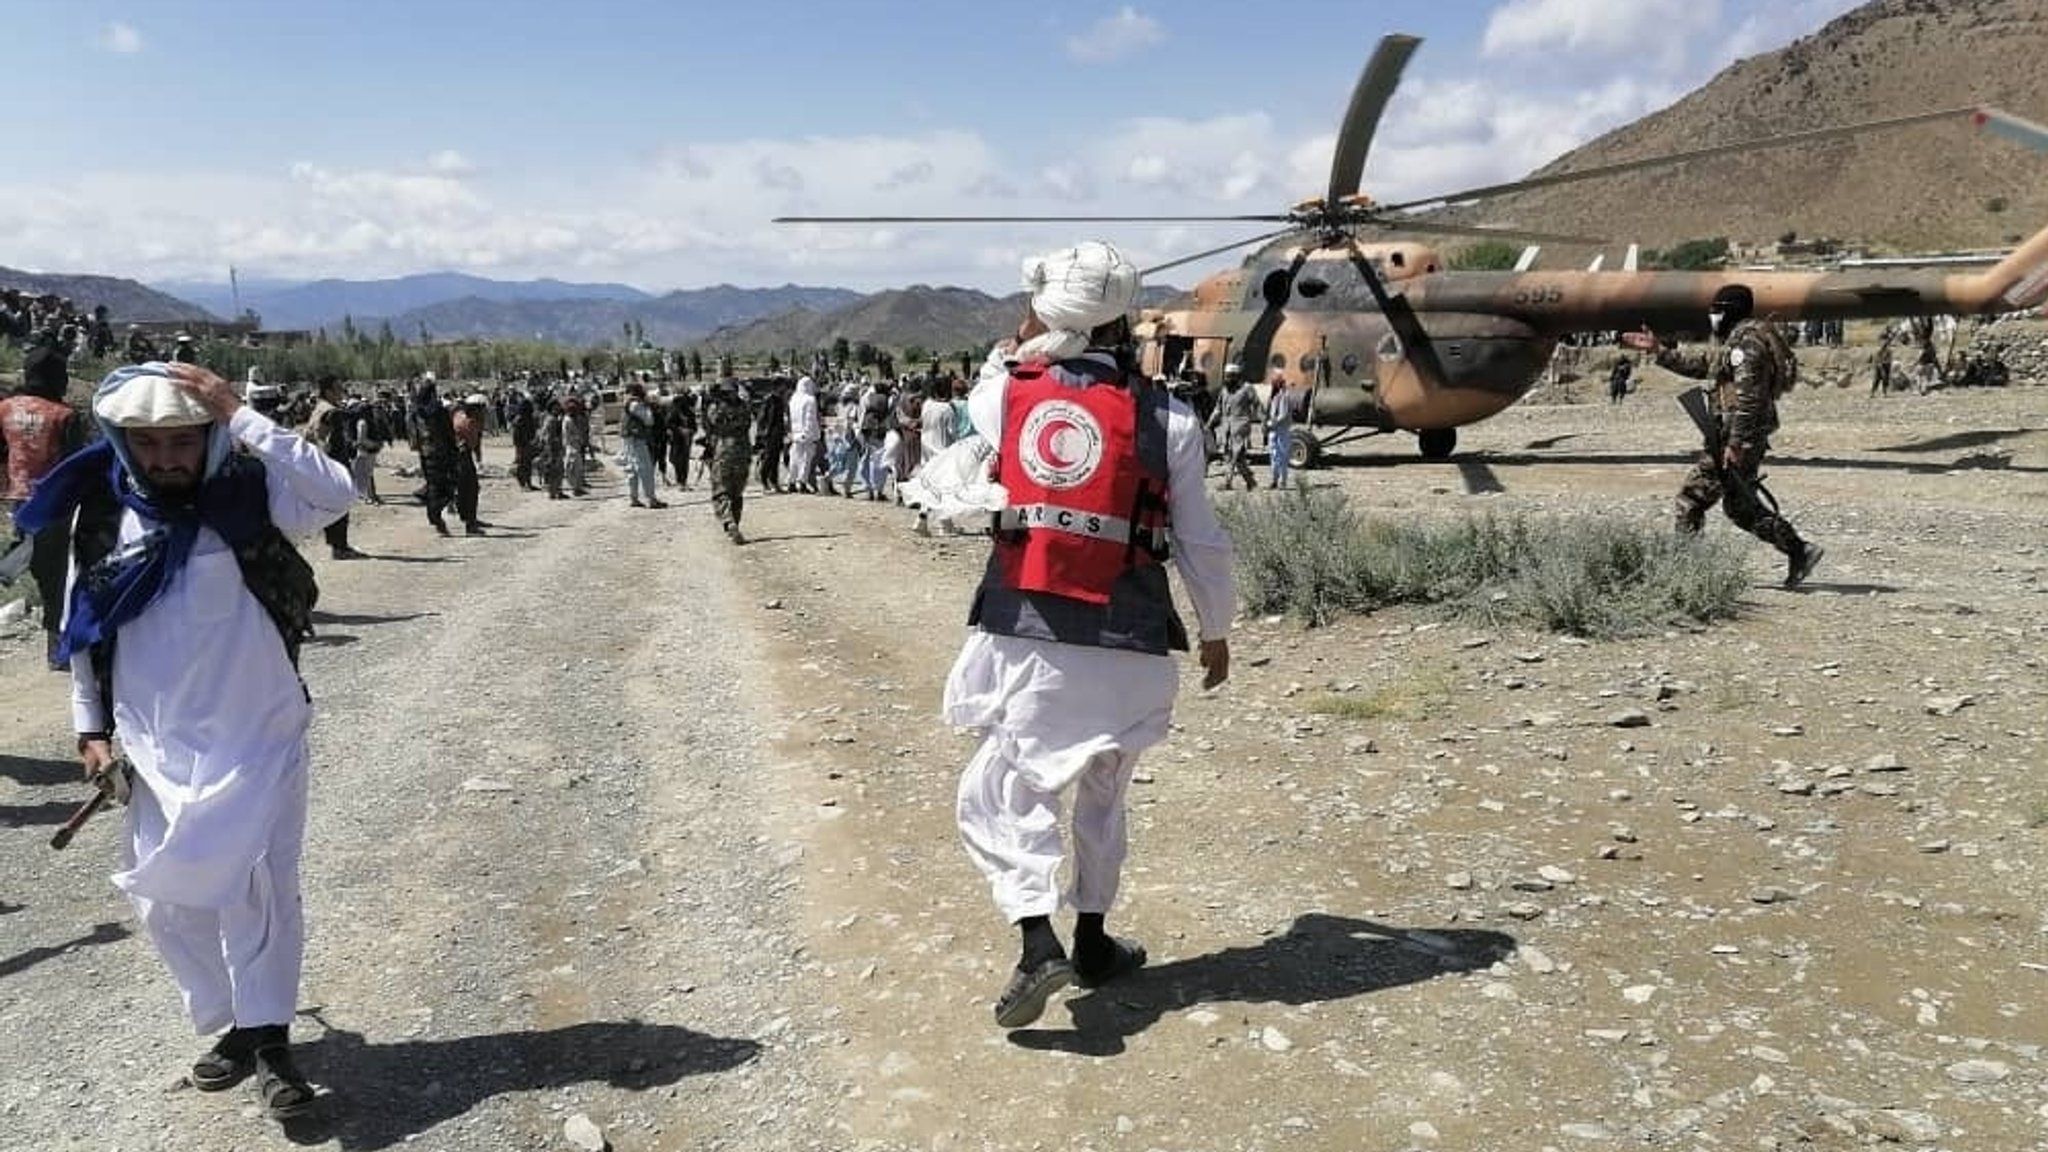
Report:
1512,285,1564,307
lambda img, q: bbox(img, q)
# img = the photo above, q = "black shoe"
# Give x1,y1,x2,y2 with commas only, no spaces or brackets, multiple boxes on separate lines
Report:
1785,542,1824,589
1073,936,1148,989
191,1028,259,1091
331,547,367,560
646,499,668,509
254,1044,314,1120
431,521,451,537
464,523,486,537
630,499,646,508
725,524,747,545
993,956,1073,1028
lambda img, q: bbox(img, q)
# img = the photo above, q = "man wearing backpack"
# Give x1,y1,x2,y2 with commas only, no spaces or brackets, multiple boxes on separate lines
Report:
15,361,353,1122
857,379,895,500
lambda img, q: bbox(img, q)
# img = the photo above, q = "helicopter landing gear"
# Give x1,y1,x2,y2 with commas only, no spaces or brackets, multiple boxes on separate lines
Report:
1417,428,1457,460
1288,430,1322,470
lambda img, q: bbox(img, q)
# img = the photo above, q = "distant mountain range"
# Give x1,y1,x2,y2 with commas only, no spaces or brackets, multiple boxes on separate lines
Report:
0,266,219,324
152,272,655,332
700,285,1189,357
382,284,865,347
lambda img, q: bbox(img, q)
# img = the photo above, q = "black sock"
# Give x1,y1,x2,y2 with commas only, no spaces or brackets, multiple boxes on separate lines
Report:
1018,916,1064,970
1074,912,1107,945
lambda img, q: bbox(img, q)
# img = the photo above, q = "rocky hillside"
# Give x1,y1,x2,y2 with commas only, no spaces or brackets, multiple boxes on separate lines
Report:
1453,0,2048,254
0,266,216,324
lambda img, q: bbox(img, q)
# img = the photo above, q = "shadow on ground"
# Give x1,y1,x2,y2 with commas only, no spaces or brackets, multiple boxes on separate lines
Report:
278,1015,761,1149
1,799,81,828
0,921,132,980
0,753,78,787
1010,913,1516,1057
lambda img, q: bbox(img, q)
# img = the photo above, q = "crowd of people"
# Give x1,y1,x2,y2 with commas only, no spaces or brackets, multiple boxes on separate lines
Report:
1,289,116,360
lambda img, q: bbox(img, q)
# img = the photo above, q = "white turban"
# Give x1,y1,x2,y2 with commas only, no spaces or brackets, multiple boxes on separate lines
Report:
93,365,212,428
1018,240,1141,361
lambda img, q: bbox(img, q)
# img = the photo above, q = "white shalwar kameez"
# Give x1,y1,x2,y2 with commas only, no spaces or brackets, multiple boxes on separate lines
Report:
70,406,355,1034
945,351,1235,923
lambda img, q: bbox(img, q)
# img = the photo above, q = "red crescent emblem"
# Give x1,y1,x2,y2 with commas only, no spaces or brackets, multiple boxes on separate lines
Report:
1036,420,1077,468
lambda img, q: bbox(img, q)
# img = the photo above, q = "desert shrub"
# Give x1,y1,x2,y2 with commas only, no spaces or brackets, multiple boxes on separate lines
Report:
1218,486,1749,638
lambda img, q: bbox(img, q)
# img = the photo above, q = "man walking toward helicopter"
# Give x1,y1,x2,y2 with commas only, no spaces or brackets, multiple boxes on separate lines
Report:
1624,285,1823,590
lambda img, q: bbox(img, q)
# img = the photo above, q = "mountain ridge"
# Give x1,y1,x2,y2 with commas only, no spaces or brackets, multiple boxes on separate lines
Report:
1448,0,2048,254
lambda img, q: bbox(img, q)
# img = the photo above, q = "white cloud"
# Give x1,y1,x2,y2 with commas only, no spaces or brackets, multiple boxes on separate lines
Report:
1067,7,1164,63
99,22,144,54
1482,0,1718,66
425,150,476,176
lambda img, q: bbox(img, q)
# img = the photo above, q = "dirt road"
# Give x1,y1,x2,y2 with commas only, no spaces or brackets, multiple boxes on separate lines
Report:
3,382,2044,1151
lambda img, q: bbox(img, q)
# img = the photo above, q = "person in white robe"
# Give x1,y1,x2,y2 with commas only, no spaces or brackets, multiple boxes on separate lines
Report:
787,376,823,493
910,385,959,535
52,363,353,1118
943,241,1236,1029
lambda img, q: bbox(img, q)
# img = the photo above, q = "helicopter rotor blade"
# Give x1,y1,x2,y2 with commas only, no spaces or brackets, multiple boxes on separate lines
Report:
1141,228,1305,277
1376,105,1980,214
1353,218,1609,246
772,214,1292,224
1341,236,1447,386
1327,34,1423,206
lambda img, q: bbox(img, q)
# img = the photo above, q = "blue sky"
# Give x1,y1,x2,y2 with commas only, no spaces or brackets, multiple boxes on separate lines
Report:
6,0,1864,292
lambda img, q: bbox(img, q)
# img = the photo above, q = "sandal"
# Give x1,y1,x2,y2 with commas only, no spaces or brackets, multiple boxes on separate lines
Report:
254,1044,315,1120
191,1029,257,1091
1073,936,1147,989
993,956,1073,1029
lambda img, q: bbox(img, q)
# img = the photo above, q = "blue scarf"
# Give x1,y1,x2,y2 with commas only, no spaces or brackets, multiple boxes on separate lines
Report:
15,437,270,665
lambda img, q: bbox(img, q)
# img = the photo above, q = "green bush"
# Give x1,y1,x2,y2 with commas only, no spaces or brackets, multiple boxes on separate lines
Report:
1216,485,1751,638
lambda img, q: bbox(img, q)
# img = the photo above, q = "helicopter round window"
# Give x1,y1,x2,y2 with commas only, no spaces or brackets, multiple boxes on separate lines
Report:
1269,352,1288,371
1297,277,1329,298
1298,354,1319,373
1197,351,1213,372
1376,332,1404,363
1340,352,1361,377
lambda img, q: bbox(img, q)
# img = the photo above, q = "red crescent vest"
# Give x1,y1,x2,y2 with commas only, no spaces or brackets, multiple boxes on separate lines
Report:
0,395,75,502
970,358,1186,655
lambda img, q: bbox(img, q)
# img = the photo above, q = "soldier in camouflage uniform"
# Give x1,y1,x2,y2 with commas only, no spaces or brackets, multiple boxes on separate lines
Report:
1626,285,1823,590
701,378,753,544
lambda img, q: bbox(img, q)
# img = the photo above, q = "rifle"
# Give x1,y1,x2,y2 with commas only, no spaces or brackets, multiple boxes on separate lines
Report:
1675,386,1779,512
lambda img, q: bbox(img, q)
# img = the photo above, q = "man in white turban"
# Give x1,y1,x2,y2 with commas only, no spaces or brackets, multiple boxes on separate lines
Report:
944,240,1237,1028
16,361,354,1119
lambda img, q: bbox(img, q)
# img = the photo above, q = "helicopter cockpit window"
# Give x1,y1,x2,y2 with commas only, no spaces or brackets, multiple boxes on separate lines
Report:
1261,269,1293,307
1340,352,1361,377
1297,277,1329,298
1390,251,1406,268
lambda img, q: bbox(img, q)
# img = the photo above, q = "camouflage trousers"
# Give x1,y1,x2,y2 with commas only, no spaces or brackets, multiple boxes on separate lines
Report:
712,439,751,529
1674,445,1803,556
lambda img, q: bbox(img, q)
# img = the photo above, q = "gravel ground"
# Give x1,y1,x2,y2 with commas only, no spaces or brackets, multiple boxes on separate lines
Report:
3,375,2046,1152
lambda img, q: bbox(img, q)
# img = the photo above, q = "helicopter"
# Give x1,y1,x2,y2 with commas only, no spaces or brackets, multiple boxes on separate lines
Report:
779,35,2048,464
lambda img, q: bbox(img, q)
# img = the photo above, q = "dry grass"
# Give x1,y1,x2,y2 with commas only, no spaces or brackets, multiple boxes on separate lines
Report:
1218,484,1751,638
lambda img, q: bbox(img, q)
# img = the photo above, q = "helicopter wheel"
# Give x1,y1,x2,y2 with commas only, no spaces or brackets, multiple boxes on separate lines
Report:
1417,428,1456,459
1288,430,1322,470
